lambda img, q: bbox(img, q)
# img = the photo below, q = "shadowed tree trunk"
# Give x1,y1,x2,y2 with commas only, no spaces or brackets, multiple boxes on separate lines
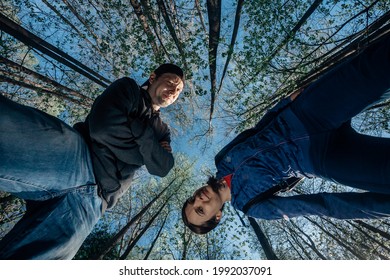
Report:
90,178,177,259
290,220,327,259
180,227,193,260
1,56,93,105
61,0,101,44
130,0,159,55
0,13,110,87
248,217,278,259
306,217,366,259
119,198,171,259
347,221,390,256
218,0,244,94
195,0,207,33
239,0,324,93
156,0,187,68
143,213,168,260
241,7,390,122
353,220,390,241
206,0,221,123
140,0,172,59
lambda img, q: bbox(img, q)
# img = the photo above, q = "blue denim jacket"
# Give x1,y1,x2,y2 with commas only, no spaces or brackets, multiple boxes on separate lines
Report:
215,98,390,220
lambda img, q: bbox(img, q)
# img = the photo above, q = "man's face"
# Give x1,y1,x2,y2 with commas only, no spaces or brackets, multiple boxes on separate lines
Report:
184,185,224,226
147,73,184,110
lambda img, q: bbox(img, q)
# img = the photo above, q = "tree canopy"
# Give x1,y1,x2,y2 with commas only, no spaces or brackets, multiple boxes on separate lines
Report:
1,0,390,260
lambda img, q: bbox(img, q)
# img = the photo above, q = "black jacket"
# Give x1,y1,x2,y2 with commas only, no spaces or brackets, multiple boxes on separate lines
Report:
74,77,174,210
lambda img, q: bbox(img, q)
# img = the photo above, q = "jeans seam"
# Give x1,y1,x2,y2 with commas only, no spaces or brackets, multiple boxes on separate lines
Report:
0,175,52,199
0,175,97,200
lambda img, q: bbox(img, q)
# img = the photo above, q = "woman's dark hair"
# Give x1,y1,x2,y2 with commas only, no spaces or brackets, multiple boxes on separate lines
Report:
181,176,225,235
206,176,225,193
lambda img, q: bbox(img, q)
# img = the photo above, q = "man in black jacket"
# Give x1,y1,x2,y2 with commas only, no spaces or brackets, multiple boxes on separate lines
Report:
75,63,185,210
0,63,185,259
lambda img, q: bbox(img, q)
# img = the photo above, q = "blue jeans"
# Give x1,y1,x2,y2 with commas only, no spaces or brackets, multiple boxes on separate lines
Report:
291,33,390,193
246,34,390,221
0,94,103,259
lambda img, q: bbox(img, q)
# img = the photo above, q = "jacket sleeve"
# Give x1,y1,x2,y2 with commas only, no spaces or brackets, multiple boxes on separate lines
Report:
130,118,174,177
245,192,390,220
87,77,141,193
88,77,140,143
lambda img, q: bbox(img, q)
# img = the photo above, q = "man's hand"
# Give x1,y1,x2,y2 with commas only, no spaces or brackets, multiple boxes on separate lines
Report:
160,141,172,153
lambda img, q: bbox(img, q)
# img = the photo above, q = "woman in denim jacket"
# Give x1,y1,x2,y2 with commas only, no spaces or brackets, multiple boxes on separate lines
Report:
183,33,390,234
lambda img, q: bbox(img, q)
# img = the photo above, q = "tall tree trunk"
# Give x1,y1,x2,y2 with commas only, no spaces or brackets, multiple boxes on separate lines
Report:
293,1,388,89
348,221,390,255
143,213,168,260
1,56,93,105
218,0,244,93
156,0,187,67
119,198,170,259
180,228,193,260
140,0,172,59
353,220,390,241
289,220,327,259
306,217,366,259
130,0,159,55
280,223,312,259
194,0,207,33
0,13,110,87
61,0,101,44
90,178,177,259
239,0,324,93
0,73,88,107
286,238,306,259
288,230,313,259
206,0,221,122
248,217,278,259
241,6,390,120
41,0,106,59
324,218,387,259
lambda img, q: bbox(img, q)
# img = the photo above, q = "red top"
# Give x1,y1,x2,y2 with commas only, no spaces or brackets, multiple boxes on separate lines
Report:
223,174,233,189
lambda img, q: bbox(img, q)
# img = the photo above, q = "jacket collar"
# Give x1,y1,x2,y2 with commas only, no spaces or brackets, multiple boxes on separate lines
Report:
140,87,160,115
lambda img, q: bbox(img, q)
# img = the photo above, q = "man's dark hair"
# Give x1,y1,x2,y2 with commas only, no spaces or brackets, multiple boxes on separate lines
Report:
181,176,225,235
142,63,185,87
